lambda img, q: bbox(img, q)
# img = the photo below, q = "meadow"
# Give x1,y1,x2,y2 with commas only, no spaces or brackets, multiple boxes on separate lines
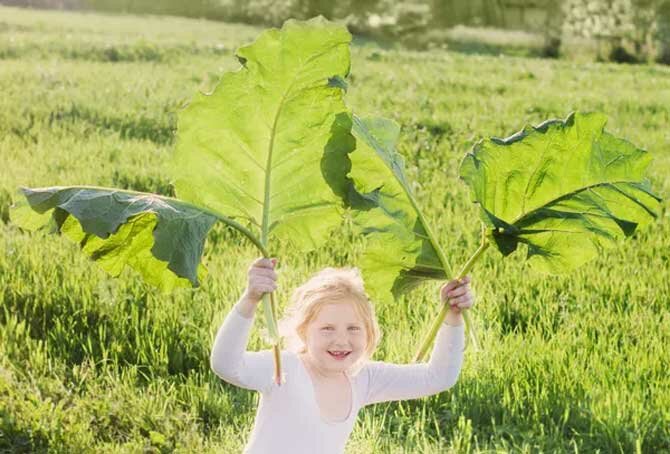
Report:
1,5,669,453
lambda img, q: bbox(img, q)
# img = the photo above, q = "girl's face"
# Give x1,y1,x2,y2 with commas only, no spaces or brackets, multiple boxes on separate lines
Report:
303,301,368,375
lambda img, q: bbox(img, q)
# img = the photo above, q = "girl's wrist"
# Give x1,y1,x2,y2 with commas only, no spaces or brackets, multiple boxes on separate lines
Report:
444,310,464,327
240,288,262,305
235,293,259,319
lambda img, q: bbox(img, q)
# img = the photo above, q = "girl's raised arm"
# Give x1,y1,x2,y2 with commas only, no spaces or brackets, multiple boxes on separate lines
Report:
210,258,278,394
362,322,465,405
361,278,471,405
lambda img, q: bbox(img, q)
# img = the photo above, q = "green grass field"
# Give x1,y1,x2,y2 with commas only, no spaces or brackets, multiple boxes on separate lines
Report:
1,5,669,453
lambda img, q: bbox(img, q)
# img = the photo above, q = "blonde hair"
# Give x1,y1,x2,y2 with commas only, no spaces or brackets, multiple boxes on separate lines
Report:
278,267,382,376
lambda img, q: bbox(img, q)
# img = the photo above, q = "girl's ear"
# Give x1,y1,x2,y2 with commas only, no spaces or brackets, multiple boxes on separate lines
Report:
296,325,308,344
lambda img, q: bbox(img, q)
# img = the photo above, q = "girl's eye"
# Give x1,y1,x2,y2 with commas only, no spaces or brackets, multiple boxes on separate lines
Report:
320,326,361,332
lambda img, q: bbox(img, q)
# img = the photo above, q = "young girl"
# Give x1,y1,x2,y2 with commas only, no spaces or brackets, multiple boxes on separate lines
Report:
210,257,474,454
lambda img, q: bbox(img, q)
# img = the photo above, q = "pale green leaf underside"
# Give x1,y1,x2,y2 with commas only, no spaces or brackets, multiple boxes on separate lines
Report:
460,112,662,273
172,17,353,250
11,187,215,291
348,115,447,303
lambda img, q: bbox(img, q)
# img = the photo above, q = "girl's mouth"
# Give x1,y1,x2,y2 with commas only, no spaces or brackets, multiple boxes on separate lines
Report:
328,351,351,360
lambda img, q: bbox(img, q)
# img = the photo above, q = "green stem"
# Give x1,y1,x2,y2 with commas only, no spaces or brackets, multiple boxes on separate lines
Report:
261,112,283,384
401,184,454,279
412,236,490,363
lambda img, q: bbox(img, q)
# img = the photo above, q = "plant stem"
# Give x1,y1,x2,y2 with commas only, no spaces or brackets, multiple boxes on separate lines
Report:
259,136,283,389
412,237,490,363
262,292,283,385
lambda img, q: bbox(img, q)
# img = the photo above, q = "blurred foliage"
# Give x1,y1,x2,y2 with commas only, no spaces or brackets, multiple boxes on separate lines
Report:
562,0,670,64
2,0,670,63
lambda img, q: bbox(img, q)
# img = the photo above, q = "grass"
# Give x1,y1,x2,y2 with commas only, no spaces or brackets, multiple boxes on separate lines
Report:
1,5,669,453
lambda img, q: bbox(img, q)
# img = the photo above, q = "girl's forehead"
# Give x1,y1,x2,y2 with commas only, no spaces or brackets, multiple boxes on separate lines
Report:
313,302,363,323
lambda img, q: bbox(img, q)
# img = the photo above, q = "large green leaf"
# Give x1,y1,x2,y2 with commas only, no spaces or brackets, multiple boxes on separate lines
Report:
460,111,662,273
172,17,353,249
11,187,216,291
11,18,355,293
347,115,450,303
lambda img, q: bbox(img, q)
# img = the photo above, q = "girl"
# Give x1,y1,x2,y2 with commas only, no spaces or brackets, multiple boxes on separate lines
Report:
210,258,473,454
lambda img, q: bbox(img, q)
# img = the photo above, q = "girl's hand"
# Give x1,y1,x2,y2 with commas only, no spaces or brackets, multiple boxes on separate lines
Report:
440,275,474,314
241,257,278,305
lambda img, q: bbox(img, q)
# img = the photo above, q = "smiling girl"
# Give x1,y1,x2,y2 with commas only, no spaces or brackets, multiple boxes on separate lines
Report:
210,258,473,453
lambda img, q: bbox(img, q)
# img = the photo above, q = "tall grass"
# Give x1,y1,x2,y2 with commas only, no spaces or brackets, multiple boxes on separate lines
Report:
1,5,669,453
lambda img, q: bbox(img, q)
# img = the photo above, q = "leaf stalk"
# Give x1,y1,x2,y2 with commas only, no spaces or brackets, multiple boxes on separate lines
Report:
412,232,490,362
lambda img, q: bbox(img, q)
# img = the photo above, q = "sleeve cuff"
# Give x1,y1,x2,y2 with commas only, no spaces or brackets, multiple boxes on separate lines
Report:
442,321,465,329
232,305,255,324
441,322,465,349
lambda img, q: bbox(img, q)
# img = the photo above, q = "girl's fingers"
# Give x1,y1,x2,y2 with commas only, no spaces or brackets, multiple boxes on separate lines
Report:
441,280,459,293
249,281,277,293
250,257,268,268
251,268,277,281
449,294,472,307
251,257,277,270
458,299,474,309
441,276,472,293
251,286,275,296
447,285,469,298
441,276,473,303
440,281,458,301
251,276,277,287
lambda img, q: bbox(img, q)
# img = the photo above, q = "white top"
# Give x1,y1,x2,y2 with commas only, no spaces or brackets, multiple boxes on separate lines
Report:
210,307,465,454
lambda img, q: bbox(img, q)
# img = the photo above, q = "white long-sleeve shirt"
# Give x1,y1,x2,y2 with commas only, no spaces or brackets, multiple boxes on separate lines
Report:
210,307,465,454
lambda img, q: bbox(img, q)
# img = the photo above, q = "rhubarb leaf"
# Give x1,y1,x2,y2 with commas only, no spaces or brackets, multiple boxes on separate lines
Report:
172,17,353,250
347,115,450,302
460,111,662,273
12,187,215,291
